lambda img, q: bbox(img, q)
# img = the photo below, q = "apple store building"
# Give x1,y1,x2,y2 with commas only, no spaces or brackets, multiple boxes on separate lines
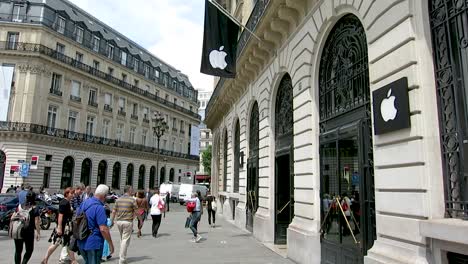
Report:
205,1,468,264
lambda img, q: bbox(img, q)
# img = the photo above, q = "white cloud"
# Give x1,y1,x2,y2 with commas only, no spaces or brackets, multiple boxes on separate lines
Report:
69,0,213,91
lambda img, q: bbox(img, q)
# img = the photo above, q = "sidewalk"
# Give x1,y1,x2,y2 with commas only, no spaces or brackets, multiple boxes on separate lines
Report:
0,204,294,264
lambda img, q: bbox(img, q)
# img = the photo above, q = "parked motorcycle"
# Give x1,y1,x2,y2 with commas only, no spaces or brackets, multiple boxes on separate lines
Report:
0,209,14,232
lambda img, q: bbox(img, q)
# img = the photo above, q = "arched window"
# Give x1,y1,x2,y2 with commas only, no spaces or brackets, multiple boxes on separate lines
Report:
61,156,74,189
97,160,107,186
112,162,121,190
126,163,134,186
138,165,145,190
169,168,175,182
223,129,228,191
149,166,156,189
80,159,92,186
233,120,240,193
160,166,165,185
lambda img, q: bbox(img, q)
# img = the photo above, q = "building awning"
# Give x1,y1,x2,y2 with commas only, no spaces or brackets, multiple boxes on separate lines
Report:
196,175,210,180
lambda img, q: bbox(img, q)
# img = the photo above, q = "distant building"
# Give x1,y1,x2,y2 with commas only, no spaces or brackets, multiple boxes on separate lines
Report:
0,0,200,191
198,90,213,183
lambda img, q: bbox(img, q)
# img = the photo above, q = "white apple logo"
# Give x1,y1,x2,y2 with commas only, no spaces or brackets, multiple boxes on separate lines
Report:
209,46,228,69
380,89,398,122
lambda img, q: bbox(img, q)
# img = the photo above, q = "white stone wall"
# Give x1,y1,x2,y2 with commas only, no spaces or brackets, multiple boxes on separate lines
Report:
209,0,455,263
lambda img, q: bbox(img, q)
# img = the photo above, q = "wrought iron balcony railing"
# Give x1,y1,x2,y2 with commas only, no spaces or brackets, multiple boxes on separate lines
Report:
104,104,113,112
0,121,199,161
88,101,98,107
0,41,201,120
70,95,81,103
118,109,126,117
131,114,138,120
49,88,62,96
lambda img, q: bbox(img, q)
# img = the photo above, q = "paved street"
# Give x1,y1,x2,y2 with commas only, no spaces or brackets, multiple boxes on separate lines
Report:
0,204,293,264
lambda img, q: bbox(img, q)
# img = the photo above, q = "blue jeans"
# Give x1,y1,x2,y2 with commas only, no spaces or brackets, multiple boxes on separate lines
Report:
80,248,103,264
190,211,201,237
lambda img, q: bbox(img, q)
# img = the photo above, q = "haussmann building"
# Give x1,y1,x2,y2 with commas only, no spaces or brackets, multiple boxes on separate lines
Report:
0,0,201,192
206,0,468,263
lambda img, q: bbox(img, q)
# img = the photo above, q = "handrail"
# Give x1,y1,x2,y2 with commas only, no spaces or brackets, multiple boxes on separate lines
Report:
0,121,199,161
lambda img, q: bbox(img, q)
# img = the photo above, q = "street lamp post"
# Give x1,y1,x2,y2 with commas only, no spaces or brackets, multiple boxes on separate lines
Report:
153,112,168,188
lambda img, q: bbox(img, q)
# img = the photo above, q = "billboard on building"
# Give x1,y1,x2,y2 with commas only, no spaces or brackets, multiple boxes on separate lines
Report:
0,65,14,121
190,125,200,156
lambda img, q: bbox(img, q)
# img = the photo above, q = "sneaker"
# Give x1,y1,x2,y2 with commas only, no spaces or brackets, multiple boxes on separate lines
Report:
191,237,197,243
196,234,202,242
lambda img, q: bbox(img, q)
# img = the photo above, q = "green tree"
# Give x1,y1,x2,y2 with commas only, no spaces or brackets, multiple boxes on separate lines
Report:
201,145,212,176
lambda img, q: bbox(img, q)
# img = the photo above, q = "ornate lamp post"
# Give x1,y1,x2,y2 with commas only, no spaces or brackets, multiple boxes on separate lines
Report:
153,112,168,188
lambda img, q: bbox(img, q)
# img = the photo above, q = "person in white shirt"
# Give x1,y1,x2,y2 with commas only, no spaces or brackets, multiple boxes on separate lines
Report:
149,187,165,238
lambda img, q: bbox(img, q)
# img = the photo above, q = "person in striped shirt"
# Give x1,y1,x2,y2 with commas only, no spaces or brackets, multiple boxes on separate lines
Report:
110,185,137,264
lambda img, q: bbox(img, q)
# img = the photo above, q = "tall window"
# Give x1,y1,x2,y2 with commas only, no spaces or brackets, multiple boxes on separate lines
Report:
142,129,147,145
104,93,112,107
47,106,58,128
71,80,81,100
50,73,62,92
88,89,97,105
56,43,65,54
143,107,149,120
108,67,114,76
121,51,127,66
122,73,127,83
180,120,184,131
144,64,150,78
118,97,126,112
92,36,100,52
107,44,114,59
93,60,100,69
56,16,66,34
116,123,124,141
174,98,178,105
134,58,139,72
172,117,177,130
75,26,84,43
68,111,78,132
155,69,160,79
86,116,95,136
75,52,83,63
12,5,22,21
102,119,110,138
7,32,19,49
130,127,136,143
43,167,51,188
132,103,138,116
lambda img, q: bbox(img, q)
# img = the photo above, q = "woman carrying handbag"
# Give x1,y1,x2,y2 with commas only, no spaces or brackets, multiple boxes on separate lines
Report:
149,187,165,238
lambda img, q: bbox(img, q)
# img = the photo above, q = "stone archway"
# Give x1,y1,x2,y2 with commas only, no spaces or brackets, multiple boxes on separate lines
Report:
80,158,92,186
61,156,74,189
97,160,107,186
138,165,145,190
126,163,134,186
112,162,121,190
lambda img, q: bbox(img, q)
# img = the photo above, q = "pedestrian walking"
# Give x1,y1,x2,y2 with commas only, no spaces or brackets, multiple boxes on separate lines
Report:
149,187,165,238
206,191,216,227
135,191,148,238
77,184,114,264
41,187,77,264
72,183,85,210
186,192,203,243
110,185,137,264
11,190,41,264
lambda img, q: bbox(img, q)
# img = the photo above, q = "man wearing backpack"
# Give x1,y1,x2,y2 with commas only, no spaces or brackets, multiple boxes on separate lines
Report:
11,190,41,264
77,184,114,264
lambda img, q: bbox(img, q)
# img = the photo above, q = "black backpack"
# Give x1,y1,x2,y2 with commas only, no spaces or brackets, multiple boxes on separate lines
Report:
72,205,93,240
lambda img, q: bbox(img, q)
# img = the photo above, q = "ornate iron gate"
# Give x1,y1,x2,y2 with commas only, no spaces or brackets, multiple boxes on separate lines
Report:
429,0,468,218
319,14,375,264
247,102,260,232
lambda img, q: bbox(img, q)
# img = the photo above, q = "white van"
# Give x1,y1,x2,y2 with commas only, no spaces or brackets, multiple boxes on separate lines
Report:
178,184,208,205
160,183,180,203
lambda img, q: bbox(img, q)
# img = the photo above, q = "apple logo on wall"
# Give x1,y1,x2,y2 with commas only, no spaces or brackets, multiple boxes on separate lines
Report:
209,46,228,70
380,89,397,122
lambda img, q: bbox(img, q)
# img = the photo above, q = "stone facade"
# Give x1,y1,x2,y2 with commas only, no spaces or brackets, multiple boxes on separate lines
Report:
206,0,468,263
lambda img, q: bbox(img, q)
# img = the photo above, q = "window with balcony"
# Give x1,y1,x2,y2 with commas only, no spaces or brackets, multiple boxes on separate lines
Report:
143,107,149,122
116,123,124,142
131,103,138,120
75,26,84,43
68,111,78,132
134,79,139,88
93,60,100,70
50,73,62,95
172,117,177,132
7,32,19,49
205,132,210,139
88,89,97,107
102,119,110,138
108,67,114,77
142,129,147,145
70,81,81,102
130,127,136,143
180,120,184,132
75,52,83,63
122,73,127,83
92,36,100,52
134,58,139,72
118,97,126,116
86,116,95,136
144,85,150,93
107,44,114,59
104,93,113,112
12,5,22,22
56,43,65,54
121,51,127,66
47,105,58,128
56,16,66,34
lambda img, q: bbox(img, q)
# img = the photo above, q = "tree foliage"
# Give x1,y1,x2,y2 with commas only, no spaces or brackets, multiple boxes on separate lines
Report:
201,145,212,176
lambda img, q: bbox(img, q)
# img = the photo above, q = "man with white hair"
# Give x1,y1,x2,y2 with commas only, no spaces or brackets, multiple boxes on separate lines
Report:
77,184,114,264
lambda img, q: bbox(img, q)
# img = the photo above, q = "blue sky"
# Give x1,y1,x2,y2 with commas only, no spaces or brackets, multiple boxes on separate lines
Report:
69,0,213,91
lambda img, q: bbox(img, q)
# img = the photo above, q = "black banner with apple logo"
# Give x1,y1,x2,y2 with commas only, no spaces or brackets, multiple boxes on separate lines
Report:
200,0,240,78
372,77,411,135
